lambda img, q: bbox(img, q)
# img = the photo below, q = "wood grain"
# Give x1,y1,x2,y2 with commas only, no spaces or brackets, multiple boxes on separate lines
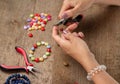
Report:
0,0,120,84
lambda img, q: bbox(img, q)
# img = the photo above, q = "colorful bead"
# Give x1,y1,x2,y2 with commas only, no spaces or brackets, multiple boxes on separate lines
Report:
33,44,37,48
35,58,40,62
39,57,44,62
24,25,28,30
43,55,48,59
41,41,45,45
31,47,35,51
47,48,51,52
45,52,50,56
29,14,34,18
27,18,32,22
29,54,33,57
45,42,49,46
37,42,41,46
47,45,51,49
63,62,69,67
29,50,34,54
31,56,35,61
41,27,45,31
28,33,33,37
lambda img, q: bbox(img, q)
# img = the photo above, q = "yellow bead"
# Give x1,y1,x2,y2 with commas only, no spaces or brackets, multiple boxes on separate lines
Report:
29,14,34,18
28,28,32,31
37,21,41,24
38,26,41,29
31,27,35,30
44,14,48,17
29,50,34,54
37,17,41,20
39,57,44,62
45,42,49,46
44,19,48,22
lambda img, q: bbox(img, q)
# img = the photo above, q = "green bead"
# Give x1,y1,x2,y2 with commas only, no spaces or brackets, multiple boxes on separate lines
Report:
29,14,34,18
31,56,35,61
37,42,41,46
45,52,50,56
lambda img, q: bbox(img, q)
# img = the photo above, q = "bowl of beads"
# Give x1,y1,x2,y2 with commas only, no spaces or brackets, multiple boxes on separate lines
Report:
5,73,30,84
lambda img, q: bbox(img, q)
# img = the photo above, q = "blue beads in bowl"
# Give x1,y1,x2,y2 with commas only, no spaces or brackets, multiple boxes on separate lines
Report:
5,73,30,84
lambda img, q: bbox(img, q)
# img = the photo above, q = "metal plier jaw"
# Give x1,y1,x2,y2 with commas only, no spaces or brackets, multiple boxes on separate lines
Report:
54,15,83,26
0,46,39,73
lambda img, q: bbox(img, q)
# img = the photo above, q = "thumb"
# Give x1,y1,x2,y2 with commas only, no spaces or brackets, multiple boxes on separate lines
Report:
62,4,80,18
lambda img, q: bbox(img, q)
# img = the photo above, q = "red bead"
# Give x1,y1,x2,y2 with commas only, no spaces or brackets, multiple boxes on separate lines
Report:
33,44,37,48
43,21,47,24
47,48,51,52
47,14,51,18
39,19,43,22
29,22,34,27
35,58,40,62
28,33,33,37
34,13,40,16
35,24,39,27
41,27,45,31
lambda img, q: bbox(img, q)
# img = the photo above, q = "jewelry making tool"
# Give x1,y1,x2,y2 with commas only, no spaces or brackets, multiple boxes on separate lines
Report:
0,46,40,74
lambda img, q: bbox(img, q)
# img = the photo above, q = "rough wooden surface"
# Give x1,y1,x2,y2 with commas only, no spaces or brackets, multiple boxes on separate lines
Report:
0,0,120,84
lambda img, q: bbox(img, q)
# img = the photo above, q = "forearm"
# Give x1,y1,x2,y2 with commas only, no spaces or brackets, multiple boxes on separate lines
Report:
76,54,118,84
95,0,120,6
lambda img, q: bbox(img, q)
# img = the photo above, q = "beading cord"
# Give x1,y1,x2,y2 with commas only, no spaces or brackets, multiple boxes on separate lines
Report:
87,65,107,81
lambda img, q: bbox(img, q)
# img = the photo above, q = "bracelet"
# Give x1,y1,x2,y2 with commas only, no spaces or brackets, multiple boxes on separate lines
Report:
28,41,51,63
87,65,107,81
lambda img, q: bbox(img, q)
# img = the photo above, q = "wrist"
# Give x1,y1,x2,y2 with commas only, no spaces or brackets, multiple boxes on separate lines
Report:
78,53,100,72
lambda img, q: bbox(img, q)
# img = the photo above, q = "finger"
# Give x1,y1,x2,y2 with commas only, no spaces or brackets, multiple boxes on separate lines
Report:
63,31,75,41
52,26,63,45
63,4,80,18
72,32,78,37
66,23,78,32
78,32,85,38
59,1,71,19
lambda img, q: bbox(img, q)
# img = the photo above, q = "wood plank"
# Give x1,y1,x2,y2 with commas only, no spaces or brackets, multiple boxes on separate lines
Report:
0,0,120,84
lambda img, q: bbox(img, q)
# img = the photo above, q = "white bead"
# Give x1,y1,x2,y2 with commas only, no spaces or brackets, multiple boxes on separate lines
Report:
87,65,107,81
29,54,33,57
43,55,48,59
41,41,45,45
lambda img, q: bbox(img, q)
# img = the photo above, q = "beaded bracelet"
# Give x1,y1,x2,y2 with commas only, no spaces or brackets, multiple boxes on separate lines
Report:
87,65,107,81
28,41,51,63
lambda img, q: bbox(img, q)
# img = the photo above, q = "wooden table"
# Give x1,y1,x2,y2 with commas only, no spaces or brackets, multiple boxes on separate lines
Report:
0,0,120,84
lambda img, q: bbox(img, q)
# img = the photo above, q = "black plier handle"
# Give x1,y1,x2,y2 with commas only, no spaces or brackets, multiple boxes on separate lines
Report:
54,15,83,26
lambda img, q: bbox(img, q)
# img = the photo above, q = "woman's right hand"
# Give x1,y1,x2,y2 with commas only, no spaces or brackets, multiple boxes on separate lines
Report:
52,26,99,72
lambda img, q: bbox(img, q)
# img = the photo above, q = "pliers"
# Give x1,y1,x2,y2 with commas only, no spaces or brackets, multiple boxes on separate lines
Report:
54,15,83,26
0,46,39,74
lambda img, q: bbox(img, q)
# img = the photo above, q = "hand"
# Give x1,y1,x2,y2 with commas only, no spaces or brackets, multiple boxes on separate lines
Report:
59,0,95,19
52,25,99,72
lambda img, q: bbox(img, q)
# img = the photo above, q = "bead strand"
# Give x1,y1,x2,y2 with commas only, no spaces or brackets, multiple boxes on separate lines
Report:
28,41,52,63
87,65,107,81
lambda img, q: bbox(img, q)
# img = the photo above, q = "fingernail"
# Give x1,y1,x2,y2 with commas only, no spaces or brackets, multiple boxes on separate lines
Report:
63,30,70,34
63,30,68,34
62,13,68,19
